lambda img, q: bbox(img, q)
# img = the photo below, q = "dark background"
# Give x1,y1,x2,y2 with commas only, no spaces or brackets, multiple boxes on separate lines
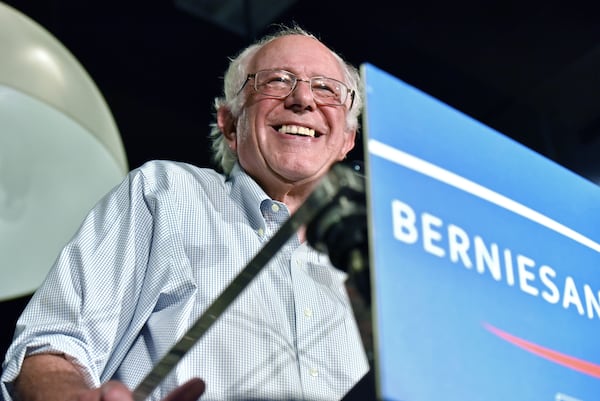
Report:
2,0,600,380
4,0,600,175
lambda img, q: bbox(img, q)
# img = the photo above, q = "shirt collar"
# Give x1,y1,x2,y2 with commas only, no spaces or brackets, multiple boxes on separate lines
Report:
228,162,270,233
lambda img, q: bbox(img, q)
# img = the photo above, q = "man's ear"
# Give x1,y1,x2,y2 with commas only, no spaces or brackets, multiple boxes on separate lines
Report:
338,129,357,161
217,106,237,150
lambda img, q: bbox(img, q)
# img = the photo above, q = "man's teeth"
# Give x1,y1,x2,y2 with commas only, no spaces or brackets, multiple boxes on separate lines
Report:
278,125,316,137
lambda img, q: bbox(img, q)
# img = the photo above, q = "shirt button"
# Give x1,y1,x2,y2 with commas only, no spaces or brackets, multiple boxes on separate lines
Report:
303,308,313,318
271,203,280,213
309,368,319,377
257,228,264,237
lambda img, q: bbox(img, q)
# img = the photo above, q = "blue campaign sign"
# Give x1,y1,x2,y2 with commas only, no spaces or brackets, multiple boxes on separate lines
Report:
361,63,600,401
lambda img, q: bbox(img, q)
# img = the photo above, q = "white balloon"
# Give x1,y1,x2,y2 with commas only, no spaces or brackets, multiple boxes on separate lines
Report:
0,2,128,300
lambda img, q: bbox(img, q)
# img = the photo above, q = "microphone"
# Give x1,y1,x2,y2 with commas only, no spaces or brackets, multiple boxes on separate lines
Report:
306,161,371,303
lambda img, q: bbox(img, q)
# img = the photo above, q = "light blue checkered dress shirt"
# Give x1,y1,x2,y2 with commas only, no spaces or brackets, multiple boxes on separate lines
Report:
1,160,369,401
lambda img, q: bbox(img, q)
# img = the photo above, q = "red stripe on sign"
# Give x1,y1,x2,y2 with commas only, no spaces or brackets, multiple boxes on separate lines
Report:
484,322,600,379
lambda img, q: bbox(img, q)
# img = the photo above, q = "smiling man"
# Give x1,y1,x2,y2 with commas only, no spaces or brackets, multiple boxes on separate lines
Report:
214,30,360,217
1,25,370,401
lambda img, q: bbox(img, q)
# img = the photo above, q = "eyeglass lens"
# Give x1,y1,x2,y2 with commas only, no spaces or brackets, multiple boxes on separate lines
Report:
254,70,348,105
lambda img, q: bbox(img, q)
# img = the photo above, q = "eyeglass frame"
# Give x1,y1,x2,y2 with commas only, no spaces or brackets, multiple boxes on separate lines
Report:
237,69,356,110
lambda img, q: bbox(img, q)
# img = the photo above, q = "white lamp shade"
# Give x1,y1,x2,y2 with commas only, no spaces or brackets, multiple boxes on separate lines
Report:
0,2,128,300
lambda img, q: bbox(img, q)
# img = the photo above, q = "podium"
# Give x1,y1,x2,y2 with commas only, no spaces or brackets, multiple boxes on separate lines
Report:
362,63,600,401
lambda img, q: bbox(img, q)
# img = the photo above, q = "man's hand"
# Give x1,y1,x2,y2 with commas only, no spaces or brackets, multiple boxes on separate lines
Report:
160,378,205,401
77,378,205,401
15,354,205,401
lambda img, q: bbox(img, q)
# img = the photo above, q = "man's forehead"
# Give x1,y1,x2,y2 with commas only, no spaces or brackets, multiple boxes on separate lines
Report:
250,35,342,77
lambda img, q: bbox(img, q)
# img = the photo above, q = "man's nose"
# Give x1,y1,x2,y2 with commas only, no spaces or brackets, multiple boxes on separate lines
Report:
285,79,316,109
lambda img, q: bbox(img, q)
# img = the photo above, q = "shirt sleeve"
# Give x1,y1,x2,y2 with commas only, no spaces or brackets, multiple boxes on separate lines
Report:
1,166,158,400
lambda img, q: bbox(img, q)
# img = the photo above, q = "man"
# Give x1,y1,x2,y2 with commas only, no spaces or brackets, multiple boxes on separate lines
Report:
1,25,370,400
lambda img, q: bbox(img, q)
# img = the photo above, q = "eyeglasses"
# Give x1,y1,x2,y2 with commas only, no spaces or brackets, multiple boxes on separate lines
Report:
238,69,355,109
